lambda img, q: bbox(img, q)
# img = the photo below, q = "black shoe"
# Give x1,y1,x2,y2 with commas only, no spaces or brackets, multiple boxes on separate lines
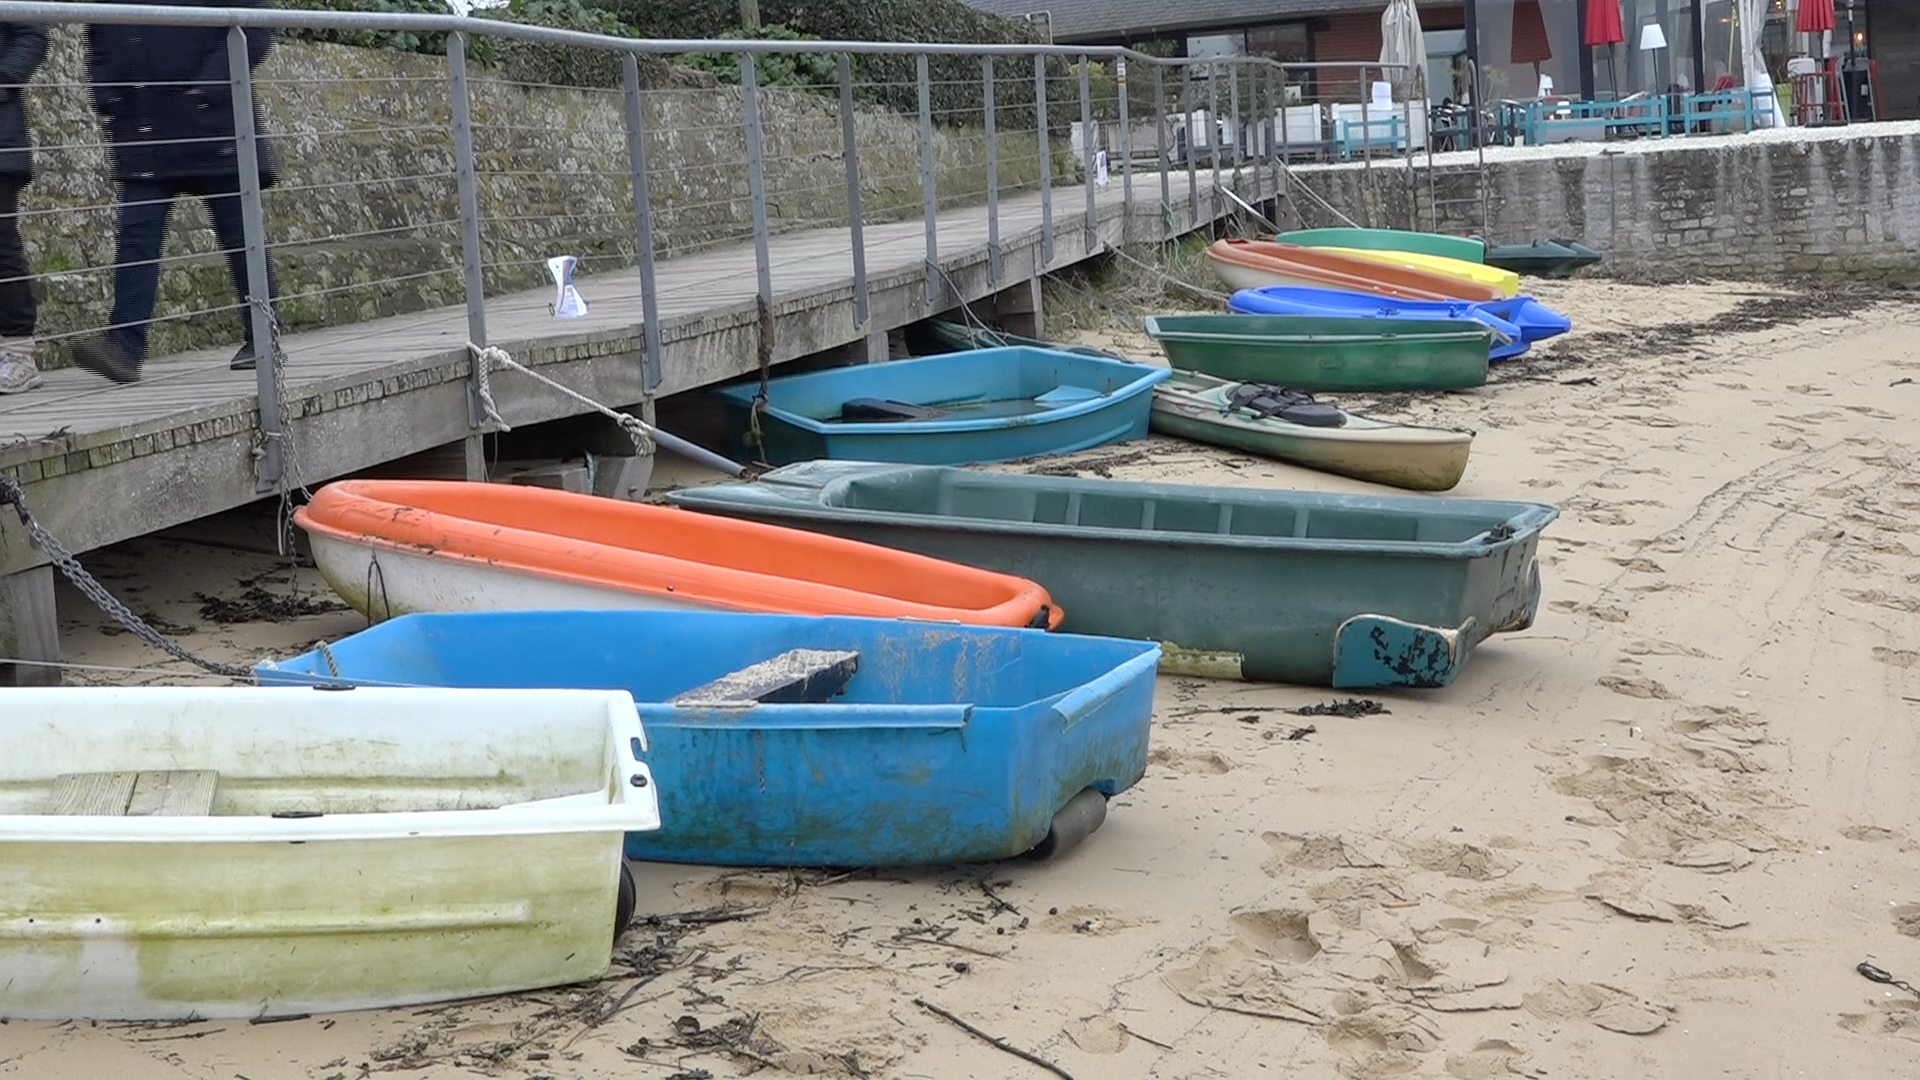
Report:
71,334,143,384
231,343,256,371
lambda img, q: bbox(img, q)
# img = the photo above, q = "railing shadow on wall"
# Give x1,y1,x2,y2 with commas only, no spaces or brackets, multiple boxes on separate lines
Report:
0,0,1419,496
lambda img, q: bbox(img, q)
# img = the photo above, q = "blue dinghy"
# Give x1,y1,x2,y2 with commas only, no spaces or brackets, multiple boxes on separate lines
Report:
257,610,1162,868
1228,286,1570,359
713,346,1170,467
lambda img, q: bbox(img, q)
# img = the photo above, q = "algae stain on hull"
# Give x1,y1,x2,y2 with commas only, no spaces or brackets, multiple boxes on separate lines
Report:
1156,642,1246,681
0,833,623,1020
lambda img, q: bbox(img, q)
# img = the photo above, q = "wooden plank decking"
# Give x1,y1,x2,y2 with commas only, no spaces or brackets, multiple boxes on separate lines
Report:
0,167,1271,581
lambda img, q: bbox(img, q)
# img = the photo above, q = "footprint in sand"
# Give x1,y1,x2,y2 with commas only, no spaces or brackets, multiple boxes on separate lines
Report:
1062,1014,1131,1054
1871,646,1920,669
1403,839,1518,882
1840,1000,1920,1043
1262,831,1394,871
1621,638,1711,659
1228,908,1323,962
1148,747,1235,775
1598,674,1676,700
1522,979,1672,1035
1841,590,1920,614
1609,556,1667,573
1894,903,1920,938
1445,1039,1532,1080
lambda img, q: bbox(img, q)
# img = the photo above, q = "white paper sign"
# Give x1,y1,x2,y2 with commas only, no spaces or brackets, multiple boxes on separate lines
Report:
1095,149,1109,187
548,255,587,319
1370,80,1394,109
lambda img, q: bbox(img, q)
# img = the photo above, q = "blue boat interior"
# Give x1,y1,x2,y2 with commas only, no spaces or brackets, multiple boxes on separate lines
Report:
260,610,1152,722
714,346,1161,430
827,468,1528,546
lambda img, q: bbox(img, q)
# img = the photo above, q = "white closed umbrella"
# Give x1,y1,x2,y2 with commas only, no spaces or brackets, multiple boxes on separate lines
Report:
1737,0,1779,127
1379,0,1427,102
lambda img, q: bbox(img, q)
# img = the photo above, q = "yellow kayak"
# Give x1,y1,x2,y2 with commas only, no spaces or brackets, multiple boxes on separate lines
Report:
1320,246,1521,297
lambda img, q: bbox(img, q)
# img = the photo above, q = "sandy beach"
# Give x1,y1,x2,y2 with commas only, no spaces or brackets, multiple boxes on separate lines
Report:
4,276,1920,1079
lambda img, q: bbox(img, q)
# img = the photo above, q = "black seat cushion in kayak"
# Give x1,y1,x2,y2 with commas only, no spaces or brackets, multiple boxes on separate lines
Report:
1225,384,1346,428
840,398,948,422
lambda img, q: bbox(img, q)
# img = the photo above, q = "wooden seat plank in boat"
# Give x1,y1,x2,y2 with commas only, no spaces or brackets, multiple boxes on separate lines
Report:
671,649,860,706
47,769,219,816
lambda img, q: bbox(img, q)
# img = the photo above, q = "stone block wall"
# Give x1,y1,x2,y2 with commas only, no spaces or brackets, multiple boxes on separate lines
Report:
1284,125,1920,282
19,29,1058,364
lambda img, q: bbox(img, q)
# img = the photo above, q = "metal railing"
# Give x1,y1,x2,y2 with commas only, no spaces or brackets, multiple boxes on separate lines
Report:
0,1,1423,497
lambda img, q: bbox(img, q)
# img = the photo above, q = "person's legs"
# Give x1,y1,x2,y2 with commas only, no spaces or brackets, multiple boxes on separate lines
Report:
0,174,40,394
74,179,176,383
197,175,280,370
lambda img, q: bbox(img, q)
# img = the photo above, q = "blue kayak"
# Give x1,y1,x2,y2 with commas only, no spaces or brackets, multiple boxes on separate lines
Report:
1227,286,1570,361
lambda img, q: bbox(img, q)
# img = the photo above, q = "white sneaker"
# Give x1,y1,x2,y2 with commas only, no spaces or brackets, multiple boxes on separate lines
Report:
0,336,39,394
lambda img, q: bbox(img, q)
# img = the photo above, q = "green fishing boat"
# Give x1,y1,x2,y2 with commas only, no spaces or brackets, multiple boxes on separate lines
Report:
1143,314,1492,392
1150,371,1474,491
665,461,1557,689
1276,227,1487,264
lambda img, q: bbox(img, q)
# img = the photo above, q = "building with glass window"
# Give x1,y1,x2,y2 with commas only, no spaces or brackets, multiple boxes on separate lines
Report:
964,0,1905,119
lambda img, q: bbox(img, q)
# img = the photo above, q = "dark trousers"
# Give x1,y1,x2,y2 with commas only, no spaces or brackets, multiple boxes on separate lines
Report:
109,176,279,359
0,175,35,338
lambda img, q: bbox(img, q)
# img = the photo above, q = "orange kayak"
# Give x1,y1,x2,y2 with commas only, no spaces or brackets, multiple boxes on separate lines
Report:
1203,239,1504,302
294,479,1064,629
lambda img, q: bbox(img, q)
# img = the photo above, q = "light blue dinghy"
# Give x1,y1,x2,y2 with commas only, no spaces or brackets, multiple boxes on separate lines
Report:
712,346,1170,467
258,609,1162,868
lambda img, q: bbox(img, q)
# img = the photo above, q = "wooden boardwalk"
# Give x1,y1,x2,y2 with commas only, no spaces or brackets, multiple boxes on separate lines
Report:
0,166,1272,655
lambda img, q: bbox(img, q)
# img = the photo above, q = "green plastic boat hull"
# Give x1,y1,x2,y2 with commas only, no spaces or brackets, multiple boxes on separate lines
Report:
1486,241,1583,278
1143,314,1492,392
665,461,1558,689
1276,227,1487,264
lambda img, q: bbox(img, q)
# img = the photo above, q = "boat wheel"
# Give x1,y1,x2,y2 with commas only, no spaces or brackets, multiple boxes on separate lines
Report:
1025,788,1109,861
614,861,637,942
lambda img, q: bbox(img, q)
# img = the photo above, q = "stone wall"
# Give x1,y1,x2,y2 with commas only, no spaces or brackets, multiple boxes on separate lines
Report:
20,29,1057,363
1284,123,1920,282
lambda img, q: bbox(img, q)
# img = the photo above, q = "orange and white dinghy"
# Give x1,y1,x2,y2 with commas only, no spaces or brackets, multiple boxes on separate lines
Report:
294,479,1064,629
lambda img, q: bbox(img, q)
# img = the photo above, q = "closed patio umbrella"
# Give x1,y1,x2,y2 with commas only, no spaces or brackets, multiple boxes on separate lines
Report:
1584,0,1626,96
1737,0,1778,126
1379,0,1425,102
1796,0,1835,60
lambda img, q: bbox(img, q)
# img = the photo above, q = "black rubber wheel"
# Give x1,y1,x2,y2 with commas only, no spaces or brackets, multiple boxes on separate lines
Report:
613,861,637,943
1025,788,1109,862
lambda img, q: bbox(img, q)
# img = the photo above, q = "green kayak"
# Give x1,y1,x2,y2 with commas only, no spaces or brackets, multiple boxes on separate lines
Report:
1150,370,1474,491
665,461,1558,689
1143,314,1492,392
1276,227,1487,265
1485,240,1583,278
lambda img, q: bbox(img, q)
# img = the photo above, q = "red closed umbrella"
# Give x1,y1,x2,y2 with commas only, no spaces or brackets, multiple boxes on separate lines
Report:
1583,0,1625,46
1584,1,1625,96
1795,0,1836,35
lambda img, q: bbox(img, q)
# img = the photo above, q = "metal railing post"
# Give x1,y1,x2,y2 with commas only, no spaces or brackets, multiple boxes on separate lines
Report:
916,53,939,309
228,26,281,493
1181,66,1197,225
1078,55,1094,250
836,54,867,327
1154,65,1169,241
1207,63,1221,216
620,55,664,394
1117,56,1132,240
1227,61,1241,181
447,31,489,458
983,54,999,285
1035,55,1053,267
739,52,774,348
